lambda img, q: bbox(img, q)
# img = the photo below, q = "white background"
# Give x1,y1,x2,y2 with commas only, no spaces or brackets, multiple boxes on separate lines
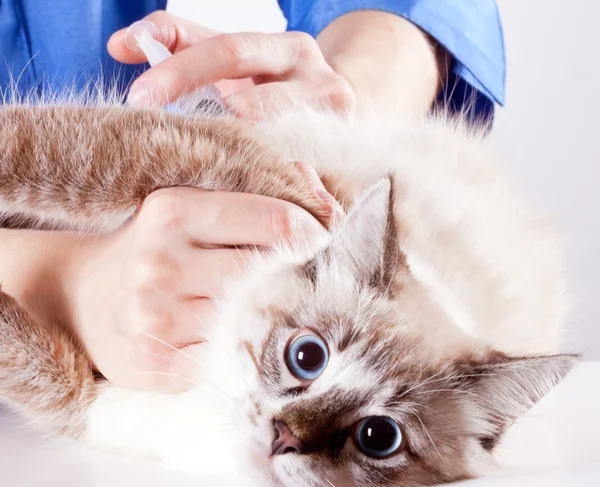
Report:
168,0,599,359
1,3,599,486
492,1,599,360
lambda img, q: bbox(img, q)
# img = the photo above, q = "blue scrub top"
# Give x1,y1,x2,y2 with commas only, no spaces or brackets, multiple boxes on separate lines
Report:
0,0,505,123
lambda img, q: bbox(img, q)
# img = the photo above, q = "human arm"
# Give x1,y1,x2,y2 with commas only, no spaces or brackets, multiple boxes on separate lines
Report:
281,0,506,122
315,10,448,117
109,1,504,122
0,229,75,338
108,11,443,118
0,165,338,392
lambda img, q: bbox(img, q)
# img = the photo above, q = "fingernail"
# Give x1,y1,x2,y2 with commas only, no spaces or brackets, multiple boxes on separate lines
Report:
316,188,345,221
315,188,336,206
330,207,345,228
297,213,329,247
125,20,161,52
127,81,154,107
293,161,324,189
128,89,149,107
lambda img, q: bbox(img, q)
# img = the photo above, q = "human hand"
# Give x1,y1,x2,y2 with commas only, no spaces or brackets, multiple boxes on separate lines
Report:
107,11,355,120
66,164,342,392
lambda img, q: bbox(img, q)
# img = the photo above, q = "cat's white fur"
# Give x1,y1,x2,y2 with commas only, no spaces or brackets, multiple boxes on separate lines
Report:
81,107,567,485
264,110,567,354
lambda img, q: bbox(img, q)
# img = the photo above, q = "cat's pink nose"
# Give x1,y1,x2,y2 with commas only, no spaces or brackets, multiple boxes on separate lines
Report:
272,420,304,456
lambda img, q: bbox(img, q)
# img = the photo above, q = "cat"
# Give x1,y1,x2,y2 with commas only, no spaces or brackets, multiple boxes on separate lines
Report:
0,94,577,486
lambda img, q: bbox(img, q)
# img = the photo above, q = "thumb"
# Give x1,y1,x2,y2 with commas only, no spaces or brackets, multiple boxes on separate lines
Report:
107,10,220,64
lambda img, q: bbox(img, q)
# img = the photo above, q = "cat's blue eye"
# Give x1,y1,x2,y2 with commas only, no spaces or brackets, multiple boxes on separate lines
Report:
285,332,329,381
354,416,403,458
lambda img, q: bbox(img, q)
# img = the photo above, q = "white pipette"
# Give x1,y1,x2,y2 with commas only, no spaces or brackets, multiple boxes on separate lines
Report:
127,20,222,112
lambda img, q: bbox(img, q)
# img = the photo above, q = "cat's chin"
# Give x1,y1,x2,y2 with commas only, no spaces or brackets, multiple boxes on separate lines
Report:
245,454,311,487
270,455,330,487
244,435,316,487
245,447,280,485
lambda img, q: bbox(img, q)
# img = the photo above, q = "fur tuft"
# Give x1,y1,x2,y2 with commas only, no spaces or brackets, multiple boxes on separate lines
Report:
0,292,95,437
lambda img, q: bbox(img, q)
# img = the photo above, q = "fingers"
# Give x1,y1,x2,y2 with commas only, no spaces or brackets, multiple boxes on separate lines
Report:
110,15,354,117
129,292,214,345
119,248,263,393
138,187,329,248
101,165,342,392
108,11,219,64
132,340,205,393
90,319,206,393
110,14,355,117
127,31,333,107
222,74,355,120
129,241,263,301
127,298,213,392
292,161,345,222
177,248,262,299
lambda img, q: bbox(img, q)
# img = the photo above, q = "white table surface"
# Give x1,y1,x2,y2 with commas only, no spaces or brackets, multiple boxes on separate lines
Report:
1,363,599,486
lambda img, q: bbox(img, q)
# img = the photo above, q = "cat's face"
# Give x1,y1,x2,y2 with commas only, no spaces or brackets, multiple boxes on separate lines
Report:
210,180,576,487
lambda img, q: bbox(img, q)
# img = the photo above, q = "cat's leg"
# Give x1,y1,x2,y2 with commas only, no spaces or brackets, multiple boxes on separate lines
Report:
0,290,96,437
0,106,330,231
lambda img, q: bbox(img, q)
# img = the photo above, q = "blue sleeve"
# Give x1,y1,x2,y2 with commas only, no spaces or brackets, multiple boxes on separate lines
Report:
278,0,506,123
0,0,165,98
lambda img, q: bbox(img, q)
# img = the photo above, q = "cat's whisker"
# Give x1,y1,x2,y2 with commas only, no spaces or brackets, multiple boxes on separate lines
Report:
398,372,497,400
140,331,203,368
144,411,245,444
411,388,476,397
353,292,365,326
144,290,246,385
133,368,239,404
395,369,449,399
198,377,248,405
409,388,501,413
410,410,443,461
139,328,246,401
184,408,244,422
148,291,248,387
205,333,251,394
390,401,458,429
157,421,240,439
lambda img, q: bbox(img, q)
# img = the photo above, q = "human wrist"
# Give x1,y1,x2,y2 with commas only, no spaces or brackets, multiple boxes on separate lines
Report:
0,228,86,329
60,229,117,347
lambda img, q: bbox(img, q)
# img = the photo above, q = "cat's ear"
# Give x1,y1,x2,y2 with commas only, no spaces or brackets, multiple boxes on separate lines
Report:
325,176,407,293
457,354,578,451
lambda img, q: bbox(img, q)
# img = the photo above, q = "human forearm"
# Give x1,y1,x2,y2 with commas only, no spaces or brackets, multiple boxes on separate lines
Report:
0,229,81,328
317,10,449,117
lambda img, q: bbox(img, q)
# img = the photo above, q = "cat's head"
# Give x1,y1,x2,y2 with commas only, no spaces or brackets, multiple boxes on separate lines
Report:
209,178,577,487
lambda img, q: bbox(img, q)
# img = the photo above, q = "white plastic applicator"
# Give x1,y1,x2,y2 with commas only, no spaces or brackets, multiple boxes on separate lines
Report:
126,20,222,112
